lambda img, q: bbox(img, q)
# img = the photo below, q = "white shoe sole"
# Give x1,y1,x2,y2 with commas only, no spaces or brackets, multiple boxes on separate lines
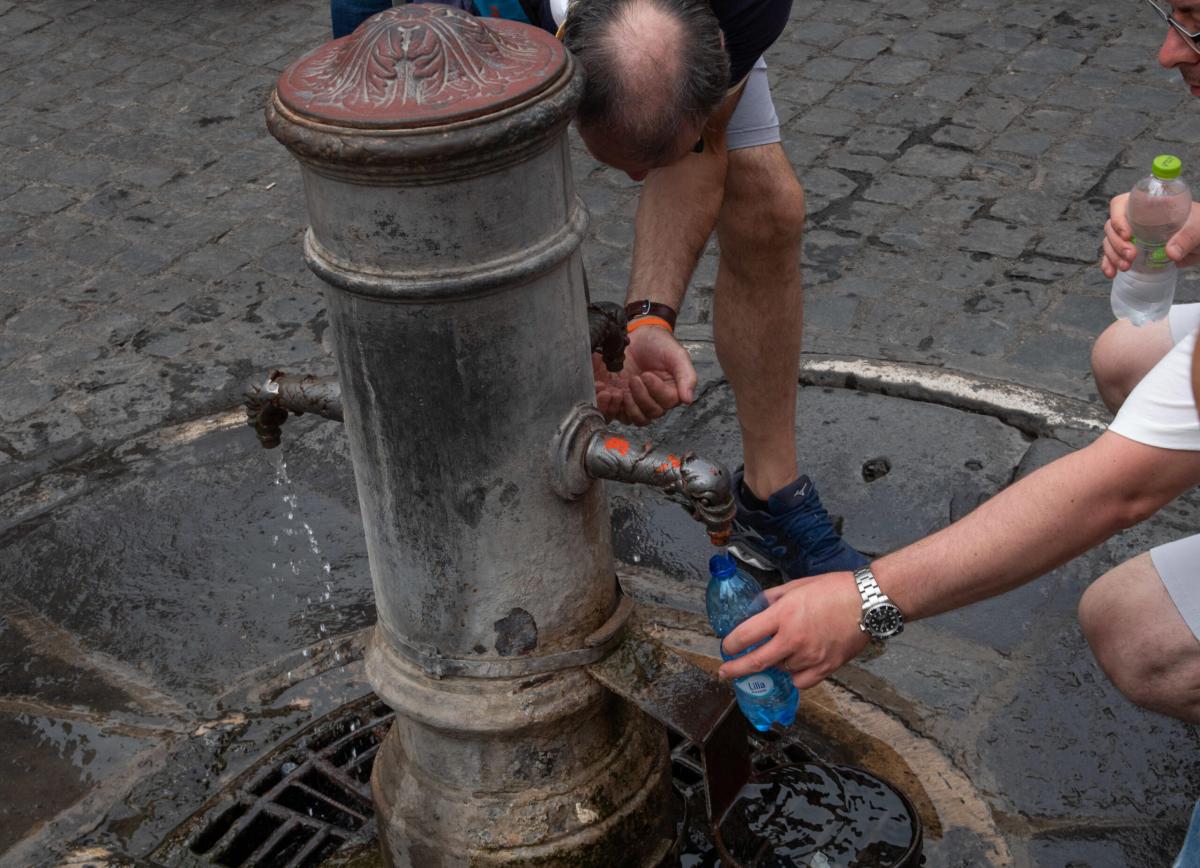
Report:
727,543,777,572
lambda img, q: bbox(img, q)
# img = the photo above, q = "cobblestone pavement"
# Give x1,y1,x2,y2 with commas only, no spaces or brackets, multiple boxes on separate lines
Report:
2,0,1199,864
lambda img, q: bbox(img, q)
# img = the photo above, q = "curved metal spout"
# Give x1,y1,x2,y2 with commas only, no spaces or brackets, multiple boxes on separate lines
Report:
588,301,629,373
550,405,735,545
244,371,342,448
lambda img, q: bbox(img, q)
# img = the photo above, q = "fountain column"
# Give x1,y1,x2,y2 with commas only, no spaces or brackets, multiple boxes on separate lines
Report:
266,7,673,866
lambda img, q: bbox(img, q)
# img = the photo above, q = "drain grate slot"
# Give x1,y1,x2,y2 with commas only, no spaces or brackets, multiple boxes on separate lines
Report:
217,812,284,866
277,785,366,830
191,802,248,855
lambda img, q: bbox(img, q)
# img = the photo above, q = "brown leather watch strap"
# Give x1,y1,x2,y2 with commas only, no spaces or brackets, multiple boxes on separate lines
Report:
624,300,678,330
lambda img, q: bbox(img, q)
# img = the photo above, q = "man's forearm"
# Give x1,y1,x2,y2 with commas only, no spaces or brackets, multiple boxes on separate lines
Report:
626,145,728,310
875,433,1200,621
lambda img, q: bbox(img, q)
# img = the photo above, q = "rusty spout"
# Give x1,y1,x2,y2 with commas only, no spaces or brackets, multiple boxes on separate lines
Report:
584,433,736,545
244,371,342,448
550,405,736,544
588,301,628,372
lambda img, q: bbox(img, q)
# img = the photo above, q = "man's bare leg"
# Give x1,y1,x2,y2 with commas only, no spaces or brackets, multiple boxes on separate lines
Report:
1079,552,1200,722
713,142,805,500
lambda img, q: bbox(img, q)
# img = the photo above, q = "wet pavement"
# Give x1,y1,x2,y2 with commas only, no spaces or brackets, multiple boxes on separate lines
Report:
2,0,1200,864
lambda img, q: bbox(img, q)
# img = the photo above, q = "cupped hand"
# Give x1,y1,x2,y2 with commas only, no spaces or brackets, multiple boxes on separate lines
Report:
717,571,868,690
592,325,697,426
1102,194,1200,278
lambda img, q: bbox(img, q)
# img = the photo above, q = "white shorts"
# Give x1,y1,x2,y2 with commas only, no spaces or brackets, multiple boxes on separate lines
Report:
1110,303,1200,638
727,57,780,151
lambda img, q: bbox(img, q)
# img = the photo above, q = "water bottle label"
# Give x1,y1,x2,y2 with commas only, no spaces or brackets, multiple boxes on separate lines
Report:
736,674,773,697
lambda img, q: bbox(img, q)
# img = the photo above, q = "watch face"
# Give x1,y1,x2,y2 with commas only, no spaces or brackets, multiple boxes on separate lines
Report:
863,603,904,638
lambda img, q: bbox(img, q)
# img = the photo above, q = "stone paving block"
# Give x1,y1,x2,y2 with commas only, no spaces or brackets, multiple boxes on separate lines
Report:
890,31,953,61
991,127,1053,159
844,124,909,157
856,56,931,86
174,244,254,282
874,96,951,128
816,200,903,237
862,173,937,206
1091,42,1155,73
1054,293,1114,336
968,27,1035,55
944,47,1007,75
0,7,51,35
989,191,1069,227
830,82,893,114
1010,43,1087,75
791,105,860,137
824,151,889,176
1047,135,1125,169
931,124,991,151
951,94,1024,132
1022,108,1084,133
780,131,835,169
4,185,76,217
959,219,1035,258
832,34,890,60
769,77,835,110
916,194,983,227
894,144,971,178
789,20,850,48
802,55,858,82
922,9,986,35
987,71,1052,101
1035,224,1102,263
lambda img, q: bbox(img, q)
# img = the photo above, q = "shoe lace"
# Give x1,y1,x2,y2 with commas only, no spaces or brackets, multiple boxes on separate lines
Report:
777,491,845,562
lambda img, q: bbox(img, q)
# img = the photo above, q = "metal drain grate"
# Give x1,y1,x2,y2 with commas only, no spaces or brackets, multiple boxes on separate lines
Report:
158,696,912,867
155,693,392,867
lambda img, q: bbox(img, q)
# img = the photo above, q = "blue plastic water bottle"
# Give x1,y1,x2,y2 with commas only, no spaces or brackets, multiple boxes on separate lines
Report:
1174,798,1200,868
707,552,799,731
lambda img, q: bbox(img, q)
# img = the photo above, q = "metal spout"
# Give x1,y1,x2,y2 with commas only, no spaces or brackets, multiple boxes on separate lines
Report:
588,301,629,372
551,405,736,545
244,371,342,448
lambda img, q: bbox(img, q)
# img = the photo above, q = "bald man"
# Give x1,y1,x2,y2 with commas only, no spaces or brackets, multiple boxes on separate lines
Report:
333,0,869,580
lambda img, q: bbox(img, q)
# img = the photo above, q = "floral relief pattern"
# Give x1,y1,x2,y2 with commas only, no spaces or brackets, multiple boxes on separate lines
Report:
291,6,547,114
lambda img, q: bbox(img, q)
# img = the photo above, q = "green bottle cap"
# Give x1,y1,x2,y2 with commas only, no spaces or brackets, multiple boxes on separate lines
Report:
1152,154,1182,180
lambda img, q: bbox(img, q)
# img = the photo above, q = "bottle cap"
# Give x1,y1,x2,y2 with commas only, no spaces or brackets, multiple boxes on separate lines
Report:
708,552,737,578
1152,154,1182,180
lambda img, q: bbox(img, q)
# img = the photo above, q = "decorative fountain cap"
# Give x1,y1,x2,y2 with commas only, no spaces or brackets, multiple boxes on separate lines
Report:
275,5,567,130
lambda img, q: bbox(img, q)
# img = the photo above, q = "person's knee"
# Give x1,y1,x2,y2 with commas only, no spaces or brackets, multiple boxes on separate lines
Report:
1089,317,1175,413
721,146,806,249
1079,564,1200,721
1090,321,1135,412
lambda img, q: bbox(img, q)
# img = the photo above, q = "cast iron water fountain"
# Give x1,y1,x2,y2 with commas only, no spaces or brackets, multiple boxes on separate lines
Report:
229,7,923,865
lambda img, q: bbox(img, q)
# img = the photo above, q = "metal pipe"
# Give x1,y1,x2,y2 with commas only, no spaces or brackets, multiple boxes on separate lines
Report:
244,371,342,448
583,430,736,546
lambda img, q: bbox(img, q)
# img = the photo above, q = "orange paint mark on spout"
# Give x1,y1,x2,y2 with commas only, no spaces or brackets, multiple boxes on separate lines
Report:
604,436,630,456
656,453,683,473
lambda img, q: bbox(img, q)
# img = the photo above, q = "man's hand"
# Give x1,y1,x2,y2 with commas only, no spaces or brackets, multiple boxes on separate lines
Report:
592,325,697,426
1102,193,1200,278
718,571,868,690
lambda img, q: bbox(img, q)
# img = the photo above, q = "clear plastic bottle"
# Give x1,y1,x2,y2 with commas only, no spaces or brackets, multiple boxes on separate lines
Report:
1111,154,1191,326
706,552,799,731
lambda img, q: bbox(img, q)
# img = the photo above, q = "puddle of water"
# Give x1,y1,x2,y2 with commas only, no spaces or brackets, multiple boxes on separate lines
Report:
715,764,918,868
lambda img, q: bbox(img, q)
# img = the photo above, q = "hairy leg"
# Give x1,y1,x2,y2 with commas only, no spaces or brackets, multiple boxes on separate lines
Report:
714,142,806,499
1079,551,1200,722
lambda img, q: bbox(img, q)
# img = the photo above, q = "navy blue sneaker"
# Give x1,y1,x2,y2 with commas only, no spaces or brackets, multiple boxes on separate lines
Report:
728,470,868,579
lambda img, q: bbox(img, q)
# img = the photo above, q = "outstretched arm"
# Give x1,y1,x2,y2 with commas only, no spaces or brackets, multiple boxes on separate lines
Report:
594,91,741,425
721,431,1200,688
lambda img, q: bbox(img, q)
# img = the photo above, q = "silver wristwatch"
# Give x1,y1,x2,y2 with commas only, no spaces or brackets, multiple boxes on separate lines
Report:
853,566,904,641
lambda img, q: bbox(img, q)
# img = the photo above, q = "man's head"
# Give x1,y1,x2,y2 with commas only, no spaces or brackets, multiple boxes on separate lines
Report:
562,0,729,179
1150,0,1200,91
